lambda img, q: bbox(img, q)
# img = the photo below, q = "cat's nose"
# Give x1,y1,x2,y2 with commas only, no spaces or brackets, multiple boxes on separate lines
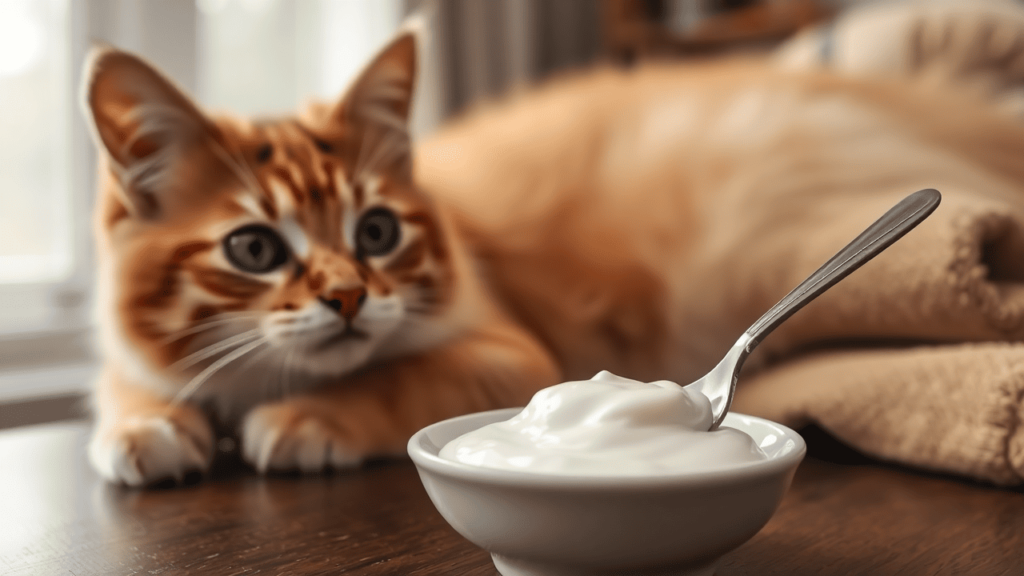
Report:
320,287,367,320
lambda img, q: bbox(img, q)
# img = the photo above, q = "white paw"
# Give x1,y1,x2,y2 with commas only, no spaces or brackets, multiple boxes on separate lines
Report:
89,417,212,486
242,405,362,473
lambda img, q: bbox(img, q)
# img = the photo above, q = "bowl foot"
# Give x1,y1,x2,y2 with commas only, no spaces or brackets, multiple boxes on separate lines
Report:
491,553,718,576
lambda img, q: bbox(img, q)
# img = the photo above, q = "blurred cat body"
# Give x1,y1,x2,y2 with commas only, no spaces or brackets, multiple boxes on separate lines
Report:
83,33,1024,485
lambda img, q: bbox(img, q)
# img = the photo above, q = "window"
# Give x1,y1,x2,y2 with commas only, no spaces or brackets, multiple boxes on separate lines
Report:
0,0,84,334
0,0,73,285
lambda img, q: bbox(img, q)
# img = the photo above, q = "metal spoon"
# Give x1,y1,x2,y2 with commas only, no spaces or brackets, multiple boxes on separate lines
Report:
691,188,941,430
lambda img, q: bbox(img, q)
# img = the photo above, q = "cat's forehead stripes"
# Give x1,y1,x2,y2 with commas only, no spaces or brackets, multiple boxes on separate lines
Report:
233,194,273,220
266,176,300,217
272,121,335,189
241,122,350,246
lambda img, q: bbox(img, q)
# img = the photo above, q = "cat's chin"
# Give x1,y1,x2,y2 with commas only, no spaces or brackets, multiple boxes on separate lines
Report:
290,337,379,379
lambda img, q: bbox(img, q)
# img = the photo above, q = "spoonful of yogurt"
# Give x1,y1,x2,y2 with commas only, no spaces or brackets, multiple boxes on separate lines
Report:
695,188,941,430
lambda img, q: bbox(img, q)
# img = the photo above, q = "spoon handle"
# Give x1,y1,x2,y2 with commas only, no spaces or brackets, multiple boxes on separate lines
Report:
744,188,941,351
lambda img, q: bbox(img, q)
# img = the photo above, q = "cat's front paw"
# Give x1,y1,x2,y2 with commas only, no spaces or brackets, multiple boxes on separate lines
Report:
242,403,362,473
89,415,214,486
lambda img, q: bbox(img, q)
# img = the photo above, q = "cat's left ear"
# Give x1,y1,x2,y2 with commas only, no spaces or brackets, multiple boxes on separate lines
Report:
80,46,217,217
331,32,417,183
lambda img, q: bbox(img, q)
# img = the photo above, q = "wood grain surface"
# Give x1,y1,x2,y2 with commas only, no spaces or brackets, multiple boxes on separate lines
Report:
1,422,1023,575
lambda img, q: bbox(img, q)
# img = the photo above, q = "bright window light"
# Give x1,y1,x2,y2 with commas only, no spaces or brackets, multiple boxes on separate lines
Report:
197,0,401,114
0,0,73,284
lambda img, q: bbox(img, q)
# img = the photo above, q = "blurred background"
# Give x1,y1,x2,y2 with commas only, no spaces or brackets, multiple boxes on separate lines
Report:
0,0,851,428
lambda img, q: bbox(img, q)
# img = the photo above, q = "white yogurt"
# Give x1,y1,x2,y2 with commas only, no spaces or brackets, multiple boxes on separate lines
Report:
440,371,768,476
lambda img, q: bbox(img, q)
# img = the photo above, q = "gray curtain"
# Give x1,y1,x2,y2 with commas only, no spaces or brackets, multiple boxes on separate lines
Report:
405,0,602,123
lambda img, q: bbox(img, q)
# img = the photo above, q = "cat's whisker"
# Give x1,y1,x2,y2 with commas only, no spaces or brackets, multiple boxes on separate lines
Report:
170,329,262,372
159,309,263,332
233,340,275,375
172,337,268,406
159,313,262,346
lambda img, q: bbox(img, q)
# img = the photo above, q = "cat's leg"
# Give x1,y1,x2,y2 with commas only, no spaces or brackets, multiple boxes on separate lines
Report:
775,0,1024,117
240,322,558,473
89,367,215,486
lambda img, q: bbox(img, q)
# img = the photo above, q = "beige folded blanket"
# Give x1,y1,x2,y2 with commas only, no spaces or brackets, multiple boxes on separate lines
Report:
728,189,1024,485
734,343,1024,485
715,0,1024,486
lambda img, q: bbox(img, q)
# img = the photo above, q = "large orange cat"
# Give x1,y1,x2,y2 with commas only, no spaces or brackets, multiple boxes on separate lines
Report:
83,23,1024,485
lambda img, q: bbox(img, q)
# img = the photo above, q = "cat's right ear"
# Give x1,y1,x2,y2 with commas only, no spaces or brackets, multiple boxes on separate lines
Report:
328,31,418,183
80,46,214,217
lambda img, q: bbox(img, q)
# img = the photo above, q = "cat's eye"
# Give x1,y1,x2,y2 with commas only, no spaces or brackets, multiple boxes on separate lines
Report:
224,225,289,273
356,208,400,258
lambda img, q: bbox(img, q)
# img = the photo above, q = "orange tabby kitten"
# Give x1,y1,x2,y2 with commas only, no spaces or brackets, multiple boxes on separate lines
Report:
83,29,1024,485
84,34,556,485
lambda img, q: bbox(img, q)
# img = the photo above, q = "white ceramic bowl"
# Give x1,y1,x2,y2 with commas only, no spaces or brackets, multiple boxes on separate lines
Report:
408,408,805,576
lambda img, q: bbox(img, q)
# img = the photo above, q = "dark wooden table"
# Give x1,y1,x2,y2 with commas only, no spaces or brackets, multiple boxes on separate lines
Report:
2,421,1024,576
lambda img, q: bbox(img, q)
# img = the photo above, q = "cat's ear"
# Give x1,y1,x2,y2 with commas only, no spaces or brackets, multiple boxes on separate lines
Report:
81,46,215,217
332,32,417,182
